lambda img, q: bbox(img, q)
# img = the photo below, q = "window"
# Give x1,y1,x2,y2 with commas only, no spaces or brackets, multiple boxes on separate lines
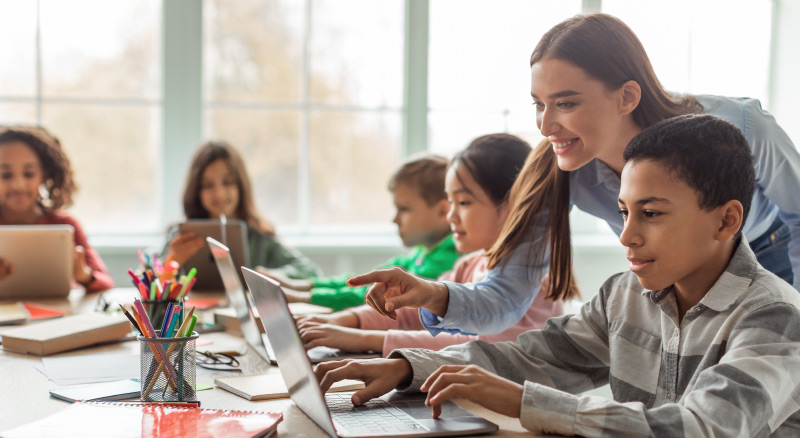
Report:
203,0,404,235
0,0,781,245
0,0,162,234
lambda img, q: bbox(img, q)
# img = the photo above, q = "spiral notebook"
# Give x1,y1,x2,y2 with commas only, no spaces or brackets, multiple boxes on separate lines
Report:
1,402,282,438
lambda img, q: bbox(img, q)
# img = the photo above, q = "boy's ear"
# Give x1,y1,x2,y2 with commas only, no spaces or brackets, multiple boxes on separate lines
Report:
618,80,641,117
435,198,450,220
715,200,744,241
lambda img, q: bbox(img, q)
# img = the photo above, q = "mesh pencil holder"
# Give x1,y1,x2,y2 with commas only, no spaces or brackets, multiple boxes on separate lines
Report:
138,331,199,402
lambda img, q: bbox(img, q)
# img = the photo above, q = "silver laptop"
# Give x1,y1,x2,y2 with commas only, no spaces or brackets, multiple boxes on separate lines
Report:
241,267,499,438
0,225,74,299
207,237,379,364
180,219,250,292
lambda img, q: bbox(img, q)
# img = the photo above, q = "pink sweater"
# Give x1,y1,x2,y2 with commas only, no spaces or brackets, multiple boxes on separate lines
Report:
352,251,563,356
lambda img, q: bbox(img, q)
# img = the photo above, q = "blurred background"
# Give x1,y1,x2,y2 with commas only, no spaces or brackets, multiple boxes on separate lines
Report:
1,0,797,298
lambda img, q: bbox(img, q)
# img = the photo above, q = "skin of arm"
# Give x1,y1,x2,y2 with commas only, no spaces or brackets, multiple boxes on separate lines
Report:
297,322,385,353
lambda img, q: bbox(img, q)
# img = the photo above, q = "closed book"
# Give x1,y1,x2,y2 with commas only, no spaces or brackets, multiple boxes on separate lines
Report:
215,373,364,401
0,303,27,325
1,401,282,438
49,379,141,403
1,313,130,356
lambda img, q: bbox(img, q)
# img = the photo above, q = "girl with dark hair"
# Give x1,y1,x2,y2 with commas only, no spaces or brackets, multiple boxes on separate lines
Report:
294,134,570,355
350,13,800,335
164,141,319,279
0,126,114,292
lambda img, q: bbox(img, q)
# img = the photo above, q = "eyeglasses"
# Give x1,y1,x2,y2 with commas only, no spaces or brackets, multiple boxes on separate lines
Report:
195,351,242,372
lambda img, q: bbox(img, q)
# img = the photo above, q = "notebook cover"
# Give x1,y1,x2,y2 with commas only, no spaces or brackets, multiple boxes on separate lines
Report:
1,402,283,438
49,379,141,403
215,373,365,401
22,302,67,320
1,313,130,355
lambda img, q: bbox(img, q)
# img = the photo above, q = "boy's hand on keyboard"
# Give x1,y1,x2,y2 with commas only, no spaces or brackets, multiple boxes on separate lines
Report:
298,322,384,353
315,358,412,406
348,267,450,320
421,364,523,419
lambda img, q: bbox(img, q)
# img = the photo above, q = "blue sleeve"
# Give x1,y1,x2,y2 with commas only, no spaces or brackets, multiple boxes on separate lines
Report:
420,230,546,335
742,98,800,289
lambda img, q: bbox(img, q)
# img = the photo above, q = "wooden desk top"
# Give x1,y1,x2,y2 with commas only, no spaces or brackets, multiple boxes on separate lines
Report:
0,289,555,437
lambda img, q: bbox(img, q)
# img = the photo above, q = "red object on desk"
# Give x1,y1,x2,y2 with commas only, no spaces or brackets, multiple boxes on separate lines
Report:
21,302,67,320
1,402,283,438
183,298,221,310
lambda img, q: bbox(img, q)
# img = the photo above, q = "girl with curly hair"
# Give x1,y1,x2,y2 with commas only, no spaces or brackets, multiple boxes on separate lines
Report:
0,126,114,292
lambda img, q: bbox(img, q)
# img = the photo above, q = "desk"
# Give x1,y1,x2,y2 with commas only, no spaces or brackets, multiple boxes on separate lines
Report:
0,290,555,437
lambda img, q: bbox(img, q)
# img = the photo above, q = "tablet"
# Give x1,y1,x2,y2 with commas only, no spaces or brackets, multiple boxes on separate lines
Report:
0,225,74,300
178,219,250,292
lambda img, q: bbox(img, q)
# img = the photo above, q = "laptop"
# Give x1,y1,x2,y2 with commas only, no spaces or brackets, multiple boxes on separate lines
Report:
241,267,499,438
0,225,74,300
179,219,249,292
207,237,379,364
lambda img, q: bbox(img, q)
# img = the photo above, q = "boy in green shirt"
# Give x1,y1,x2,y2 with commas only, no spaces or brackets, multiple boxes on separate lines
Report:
261,154,459,311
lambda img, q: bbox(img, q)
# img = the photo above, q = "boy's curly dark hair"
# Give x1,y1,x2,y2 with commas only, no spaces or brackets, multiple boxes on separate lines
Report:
623,114,755,232
0,126,77,211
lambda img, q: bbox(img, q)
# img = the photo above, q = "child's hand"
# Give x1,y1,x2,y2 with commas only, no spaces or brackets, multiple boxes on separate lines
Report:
421,364,523,419
347,267,450,319
315,358,413,406
298,322,383,353
255,266,313,291
0,258,15,281
283,288,311,303
295,311,359,328
167,232,205,265
73,245,93,285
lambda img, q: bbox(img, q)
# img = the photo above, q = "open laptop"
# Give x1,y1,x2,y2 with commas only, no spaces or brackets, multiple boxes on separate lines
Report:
207,237,379,364
0,225,74,300
241,267,499,438
179,219,249,292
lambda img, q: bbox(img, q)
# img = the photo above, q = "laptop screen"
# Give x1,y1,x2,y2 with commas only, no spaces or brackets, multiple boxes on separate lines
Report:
207,237,271,363
242,267,339,437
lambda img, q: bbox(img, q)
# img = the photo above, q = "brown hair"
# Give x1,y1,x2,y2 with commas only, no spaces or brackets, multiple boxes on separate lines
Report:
182,140,275,237
388,154,449,206
486,139,578,300
0,126,77,211
531,13,701,128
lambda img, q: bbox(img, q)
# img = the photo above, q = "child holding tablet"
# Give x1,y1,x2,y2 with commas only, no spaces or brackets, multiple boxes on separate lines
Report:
0,126,113,292
297,135,575,355
164,140,319,279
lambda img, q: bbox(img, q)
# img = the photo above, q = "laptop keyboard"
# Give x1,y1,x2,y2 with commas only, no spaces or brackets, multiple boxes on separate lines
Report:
326,393,428,436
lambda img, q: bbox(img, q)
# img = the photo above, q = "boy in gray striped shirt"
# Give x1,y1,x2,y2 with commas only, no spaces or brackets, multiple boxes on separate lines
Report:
316,114,800,437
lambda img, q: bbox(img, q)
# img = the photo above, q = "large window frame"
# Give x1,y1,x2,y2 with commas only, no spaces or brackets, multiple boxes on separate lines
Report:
4,0,797,251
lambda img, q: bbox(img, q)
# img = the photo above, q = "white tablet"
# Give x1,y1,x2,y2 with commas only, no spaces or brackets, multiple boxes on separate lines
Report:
178,219,250,292
0,225,74,300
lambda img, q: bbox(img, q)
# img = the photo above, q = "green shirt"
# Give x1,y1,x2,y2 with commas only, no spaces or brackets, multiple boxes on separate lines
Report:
309,234,460,310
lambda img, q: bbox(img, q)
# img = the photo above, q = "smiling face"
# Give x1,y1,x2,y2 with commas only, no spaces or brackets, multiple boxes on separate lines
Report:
531,58,638,173
618,159,733,295
445,165,508,254
0,141,44,217
199,159,240,219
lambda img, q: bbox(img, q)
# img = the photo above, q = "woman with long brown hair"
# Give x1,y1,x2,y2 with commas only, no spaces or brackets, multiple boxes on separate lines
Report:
348,13,800,335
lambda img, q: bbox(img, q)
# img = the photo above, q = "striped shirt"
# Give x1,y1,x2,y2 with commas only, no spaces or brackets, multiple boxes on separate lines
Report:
392,239,800,437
